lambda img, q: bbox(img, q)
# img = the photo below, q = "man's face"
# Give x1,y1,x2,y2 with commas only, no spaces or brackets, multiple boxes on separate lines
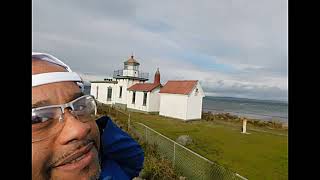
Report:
32,60,101,180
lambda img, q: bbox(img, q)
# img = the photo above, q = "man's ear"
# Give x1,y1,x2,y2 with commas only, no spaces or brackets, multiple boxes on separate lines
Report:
96,115,110,165
96,116,110,135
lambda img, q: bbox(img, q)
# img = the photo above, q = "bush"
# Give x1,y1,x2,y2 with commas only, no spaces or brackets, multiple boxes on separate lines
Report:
139,142,179,180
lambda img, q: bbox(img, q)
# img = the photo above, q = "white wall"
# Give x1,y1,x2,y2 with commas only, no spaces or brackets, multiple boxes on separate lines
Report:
186,82,205,120
194,82,205,97
125,87,160,112
186,93,203,120
114,79,127,105
114,79,135,104
90,83,98,99
123,69,139,77
159,93,188,120
90,83,116,104
127,91,148,111
148,88,160,112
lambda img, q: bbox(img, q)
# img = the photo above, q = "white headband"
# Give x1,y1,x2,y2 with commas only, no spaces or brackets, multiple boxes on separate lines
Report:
32,52,84,91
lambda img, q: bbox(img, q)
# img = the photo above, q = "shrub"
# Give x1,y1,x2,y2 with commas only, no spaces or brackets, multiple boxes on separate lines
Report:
139,142,179,180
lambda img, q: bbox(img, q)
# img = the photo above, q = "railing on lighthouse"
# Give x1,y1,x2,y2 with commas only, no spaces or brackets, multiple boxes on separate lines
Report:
113,69,149,80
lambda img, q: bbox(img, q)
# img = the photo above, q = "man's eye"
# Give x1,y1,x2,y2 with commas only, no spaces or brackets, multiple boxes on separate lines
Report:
32,116,56,132
76,105,87,111
32,116,52,124
32,116,43,124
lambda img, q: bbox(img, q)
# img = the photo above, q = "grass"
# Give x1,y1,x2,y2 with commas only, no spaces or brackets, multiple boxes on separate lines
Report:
98,104,288,180
128,112,288,180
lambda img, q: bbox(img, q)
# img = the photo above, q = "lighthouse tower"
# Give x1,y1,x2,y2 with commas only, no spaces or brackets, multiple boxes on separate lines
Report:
113,55,149,107
123,55,140,77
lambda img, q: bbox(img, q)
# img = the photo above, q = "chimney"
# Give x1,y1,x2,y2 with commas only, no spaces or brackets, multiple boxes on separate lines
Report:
154,68,160,85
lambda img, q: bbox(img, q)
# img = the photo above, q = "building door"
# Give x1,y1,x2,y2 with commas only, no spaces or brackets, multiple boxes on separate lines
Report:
132,91,136,104
119,86,122,98
143,92,147,106
107,87,112,101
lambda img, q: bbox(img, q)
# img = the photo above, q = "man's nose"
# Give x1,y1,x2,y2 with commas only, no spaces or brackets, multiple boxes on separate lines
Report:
57,110,91,145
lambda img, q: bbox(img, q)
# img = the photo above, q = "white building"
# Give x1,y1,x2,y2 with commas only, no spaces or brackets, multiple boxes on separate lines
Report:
90,78,117,105
159,80,205,121
127,68,162,113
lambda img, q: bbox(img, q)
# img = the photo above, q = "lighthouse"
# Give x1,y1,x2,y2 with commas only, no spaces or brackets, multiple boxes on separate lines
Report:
123,55,140,77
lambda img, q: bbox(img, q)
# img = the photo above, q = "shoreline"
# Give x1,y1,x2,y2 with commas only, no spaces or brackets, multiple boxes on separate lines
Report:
202,111,288,130
202,108,288,123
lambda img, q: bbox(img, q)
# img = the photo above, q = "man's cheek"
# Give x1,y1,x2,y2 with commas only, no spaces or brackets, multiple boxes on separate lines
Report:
32,153,50,180
90,122,100,149
32,143,54,179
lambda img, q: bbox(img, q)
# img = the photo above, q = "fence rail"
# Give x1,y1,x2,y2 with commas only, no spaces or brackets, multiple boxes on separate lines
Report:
99,104,248,180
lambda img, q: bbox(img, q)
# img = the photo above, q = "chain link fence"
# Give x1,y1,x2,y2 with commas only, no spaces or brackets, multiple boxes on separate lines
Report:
98,104,248,180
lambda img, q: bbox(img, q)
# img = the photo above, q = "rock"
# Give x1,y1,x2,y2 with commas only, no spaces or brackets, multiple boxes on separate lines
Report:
176,135,193,146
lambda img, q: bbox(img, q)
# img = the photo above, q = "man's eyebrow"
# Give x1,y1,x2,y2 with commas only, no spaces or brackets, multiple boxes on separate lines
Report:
32,100,51,109
32,92,84,109
70,92,85,101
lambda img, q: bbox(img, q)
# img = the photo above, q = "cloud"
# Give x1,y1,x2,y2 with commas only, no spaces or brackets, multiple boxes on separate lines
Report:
32,0,287,101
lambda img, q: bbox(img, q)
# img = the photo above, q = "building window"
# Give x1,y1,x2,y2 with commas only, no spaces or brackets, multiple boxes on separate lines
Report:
96,86,99,99
195,88,199,96
132,91,136,104
107,87,112,101
119,86,122,98
143,92,147,106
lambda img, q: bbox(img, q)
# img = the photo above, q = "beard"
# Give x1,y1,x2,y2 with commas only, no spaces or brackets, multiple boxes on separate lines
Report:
48,147,101,180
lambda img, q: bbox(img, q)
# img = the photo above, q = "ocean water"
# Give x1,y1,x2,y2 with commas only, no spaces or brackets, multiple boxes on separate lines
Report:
203,96,288,122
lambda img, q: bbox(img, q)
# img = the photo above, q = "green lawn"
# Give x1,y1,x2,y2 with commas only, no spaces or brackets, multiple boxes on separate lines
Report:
127,112,288,180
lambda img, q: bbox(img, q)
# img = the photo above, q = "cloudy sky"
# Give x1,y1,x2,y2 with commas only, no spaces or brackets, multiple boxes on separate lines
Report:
32,0,288,101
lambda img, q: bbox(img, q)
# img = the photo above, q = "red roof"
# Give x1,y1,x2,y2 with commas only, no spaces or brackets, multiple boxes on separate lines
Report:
159,80,198,95
127,83,161,92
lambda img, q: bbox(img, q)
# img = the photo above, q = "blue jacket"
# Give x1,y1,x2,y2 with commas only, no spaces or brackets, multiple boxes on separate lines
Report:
96,116,144,180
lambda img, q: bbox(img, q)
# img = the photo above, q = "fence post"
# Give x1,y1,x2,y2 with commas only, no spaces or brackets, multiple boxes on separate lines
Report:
128,113,131,131
173,142,176,167
145,125,147,142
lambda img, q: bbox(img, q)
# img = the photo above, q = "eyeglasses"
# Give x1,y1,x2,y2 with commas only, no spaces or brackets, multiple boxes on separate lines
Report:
32,95,97,142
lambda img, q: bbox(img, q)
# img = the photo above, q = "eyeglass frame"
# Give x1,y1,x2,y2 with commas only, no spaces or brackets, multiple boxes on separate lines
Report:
32,95,97,142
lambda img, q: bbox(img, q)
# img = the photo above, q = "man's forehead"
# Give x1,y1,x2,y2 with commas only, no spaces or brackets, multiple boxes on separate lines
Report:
32,57,84,107
32,90,84,108
32,58,68,75
32,82,83,108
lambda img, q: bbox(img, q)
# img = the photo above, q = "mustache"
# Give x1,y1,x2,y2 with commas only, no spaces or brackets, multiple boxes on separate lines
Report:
48,138,97,168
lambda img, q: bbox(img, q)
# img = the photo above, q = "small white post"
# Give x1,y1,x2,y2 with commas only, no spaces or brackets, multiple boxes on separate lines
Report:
242,118,247,133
